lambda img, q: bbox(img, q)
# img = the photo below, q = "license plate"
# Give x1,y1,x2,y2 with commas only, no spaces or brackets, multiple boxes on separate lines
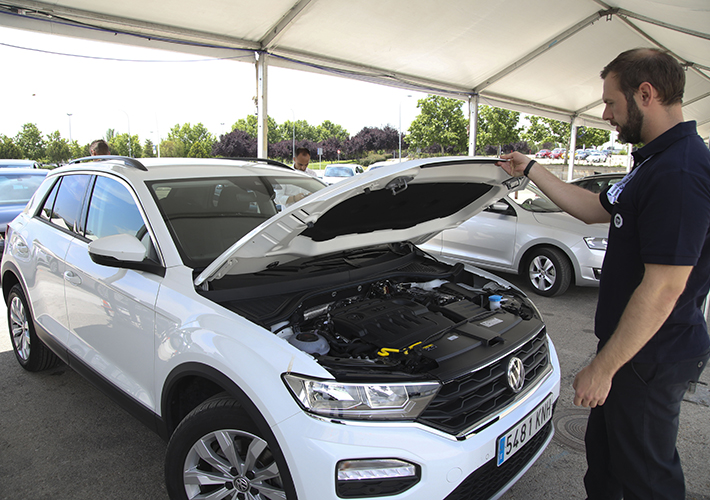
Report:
496,393,553,466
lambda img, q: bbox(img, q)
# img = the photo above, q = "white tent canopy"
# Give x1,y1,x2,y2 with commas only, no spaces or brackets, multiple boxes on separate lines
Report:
1,0,709,156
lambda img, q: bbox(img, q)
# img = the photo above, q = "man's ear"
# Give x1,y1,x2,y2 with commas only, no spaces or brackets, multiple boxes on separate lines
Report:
637,82,655,106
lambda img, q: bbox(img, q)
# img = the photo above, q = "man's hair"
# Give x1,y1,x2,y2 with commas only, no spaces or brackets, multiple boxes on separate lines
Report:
295,147,311,158
600,48,685,106
90,139,111,155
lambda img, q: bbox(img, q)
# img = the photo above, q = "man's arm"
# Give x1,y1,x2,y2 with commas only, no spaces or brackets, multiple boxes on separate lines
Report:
497,152,611,224
572,263,693,407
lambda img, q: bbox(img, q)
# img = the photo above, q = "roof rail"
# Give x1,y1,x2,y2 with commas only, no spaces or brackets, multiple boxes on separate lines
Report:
68,156,148,171
220,158,293,170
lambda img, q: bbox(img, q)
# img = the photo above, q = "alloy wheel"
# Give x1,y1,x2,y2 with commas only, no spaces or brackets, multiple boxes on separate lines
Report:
183,429,286,500
10,295,30,361
529,255,557,292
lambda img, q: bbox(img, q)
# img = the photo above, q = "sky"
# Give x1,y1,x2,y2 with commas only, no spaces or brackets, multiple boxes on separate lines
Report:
0,26,427,147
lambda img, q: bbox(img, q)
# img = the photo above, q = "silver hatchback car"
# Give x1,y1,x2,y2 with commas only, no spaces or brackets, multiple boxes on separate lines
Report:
420,184,609,296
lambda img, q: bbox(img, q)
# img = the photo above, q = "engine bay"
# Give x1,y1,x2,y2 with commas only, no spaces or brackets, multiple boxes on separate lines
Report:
206,246,544,380
268,277,540,379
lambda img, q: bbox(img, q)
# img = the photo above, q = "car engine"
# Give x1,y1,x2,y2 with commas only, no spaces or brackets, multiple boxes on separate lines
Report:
269,277,538,377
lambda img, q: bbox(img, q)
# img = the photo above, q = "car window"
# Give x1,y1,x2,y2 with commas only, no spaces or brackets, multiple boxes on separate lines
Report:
85,176,145,240
40,174,92,234
0,173,46,205
150,175,324,268
85,176,158,261
324,166,353,177
510,184,561,213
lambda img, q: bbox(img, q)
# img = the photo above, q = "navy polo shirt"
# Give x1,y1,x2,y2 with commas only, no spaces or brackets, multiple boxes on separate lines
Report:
597,121,710,363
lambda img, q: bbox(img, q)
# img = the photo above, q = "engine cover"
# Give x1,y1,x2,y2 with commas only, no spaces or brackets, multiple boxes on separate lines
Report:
330,297,452,349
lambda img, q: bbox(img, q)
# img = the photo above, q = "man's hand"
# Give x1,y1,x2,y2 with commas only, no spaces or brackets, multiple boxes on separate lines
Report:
496,152,533,177
572,362,613,407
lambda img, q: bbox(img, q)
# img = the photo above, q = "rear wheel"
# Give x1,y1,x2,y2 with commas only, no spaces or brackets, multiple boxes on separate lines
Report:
7,284,60,371
524,247,572,297
165,394,296,500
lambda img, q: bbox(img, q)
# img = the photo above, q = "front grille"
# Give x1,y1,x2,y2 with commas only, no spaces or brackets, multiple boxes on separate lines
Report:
444,420,553,500
417,328,549,435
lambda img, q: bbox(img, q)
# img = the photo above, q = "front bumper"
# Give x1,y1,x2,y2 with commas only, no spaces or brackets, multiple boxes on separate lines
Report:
273,338,561,499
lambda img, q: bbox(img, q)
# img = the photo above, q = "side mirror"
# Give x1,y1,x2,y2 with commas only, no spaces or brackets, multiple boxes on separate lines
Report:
89,233,147,262
488,202,510,213
88,233,165,276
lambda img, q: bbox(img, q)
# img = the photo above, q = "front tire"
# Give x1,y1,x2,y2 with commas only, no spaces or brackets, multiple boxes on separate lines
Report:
165,394,296,500
524,247,572,297
7,284,60,371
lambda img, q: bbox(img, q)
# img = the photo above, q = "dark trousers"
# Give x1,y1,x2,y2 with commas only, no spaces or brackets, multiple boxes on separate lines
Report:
583,351,709,500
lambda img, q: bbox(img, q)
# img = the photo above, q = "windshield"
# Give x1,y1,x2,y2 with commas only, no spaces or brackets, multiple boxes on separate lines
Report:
0,172,47,205
510,184,561,213
149,175,325,268
324,166,354,177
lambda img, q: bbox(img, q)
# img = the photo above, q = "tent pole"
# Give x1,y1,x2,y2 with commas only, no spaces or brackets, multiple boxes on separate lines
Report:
468,93,479,156
256,51,269,158
567,116,578,181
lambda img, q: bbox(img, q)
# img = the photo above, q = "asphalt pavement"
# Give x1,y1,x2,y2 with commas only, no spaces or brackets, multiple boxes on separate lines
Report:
1,272,708,500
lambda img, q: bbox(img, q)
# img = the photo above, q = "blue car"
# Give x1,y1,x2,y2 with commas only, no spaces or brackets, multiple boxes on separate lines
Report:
0,168,48,254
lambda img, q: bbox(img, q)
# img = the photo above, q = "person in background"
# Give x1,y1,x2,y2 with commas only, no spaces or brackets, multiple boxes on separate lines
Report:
89,139,110,156
293,147,317,177
497,48,710,500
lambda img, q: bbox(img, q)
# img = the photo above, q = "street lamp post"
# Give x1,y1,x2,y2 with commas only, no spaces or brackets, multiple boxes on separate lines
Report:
67,113,73,143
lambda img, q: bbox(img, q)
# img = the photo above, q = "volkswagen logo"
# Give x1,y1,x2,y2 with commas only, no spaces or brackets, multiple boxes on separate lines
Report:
507,357,525,393
234,477,250,492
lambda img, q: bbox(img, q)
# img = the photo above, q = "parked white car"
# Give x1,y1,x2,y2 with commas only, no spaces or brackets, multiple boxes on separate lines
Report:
586,151,608,163
420,184,609,296
3,156,559,500
322,163,363,184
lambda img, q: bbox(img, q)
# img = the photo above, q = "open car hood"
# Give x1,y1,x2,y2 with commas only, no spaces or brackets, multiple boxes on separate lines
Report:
195,157,526,286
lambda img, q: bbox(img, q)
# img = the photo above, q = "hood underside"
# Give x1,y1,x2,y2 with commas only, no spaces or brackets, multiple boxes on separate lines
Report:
196,157,526,286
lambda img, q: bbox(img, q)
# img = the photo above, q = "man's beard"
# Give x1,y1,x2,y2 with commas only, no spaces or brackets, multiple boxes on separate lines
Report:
617,96,644,144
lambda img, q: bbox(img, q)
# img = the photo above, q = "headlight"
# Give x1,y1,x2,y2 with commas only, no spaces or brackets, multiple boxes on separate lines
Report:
283,373,440,420
584,236,607,250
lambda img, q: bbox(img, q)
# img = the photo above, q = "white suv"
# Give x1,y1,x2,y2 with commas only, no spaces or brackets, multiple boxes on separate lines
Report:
3,156,560,500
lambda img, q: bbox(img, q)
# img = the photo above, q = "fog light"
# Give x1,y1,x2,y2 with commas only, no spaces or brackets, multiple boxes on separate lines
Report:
336,459,420,498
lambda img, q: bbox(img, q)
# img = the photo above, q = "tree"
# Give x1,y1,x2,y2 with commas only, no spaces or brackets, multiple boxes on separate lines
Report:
0,135,23,159
159,140,181,158
45,131,72,164
522,116,570,149
522,116,610,153
316,120,349,142
212,129,257,157
143,139,156,158
15,123,46,161
476,105,521,155
109,133,143,157
232,115,281,144
187,140,212,158
407,96,468,154
69,141,84,159
166,123,215,157
268,140,293,161
277,119,319,143
576,126,608,149
348,126,399,156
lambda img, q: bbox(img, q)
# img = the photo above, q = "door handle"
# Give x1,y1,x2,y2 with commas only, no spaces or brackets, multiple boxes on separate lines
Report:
63,270,82,286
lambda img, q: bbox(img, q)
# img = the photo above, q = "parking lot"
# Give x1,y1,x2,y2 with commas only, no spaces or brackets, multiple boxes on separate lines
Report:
1,272,708,500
